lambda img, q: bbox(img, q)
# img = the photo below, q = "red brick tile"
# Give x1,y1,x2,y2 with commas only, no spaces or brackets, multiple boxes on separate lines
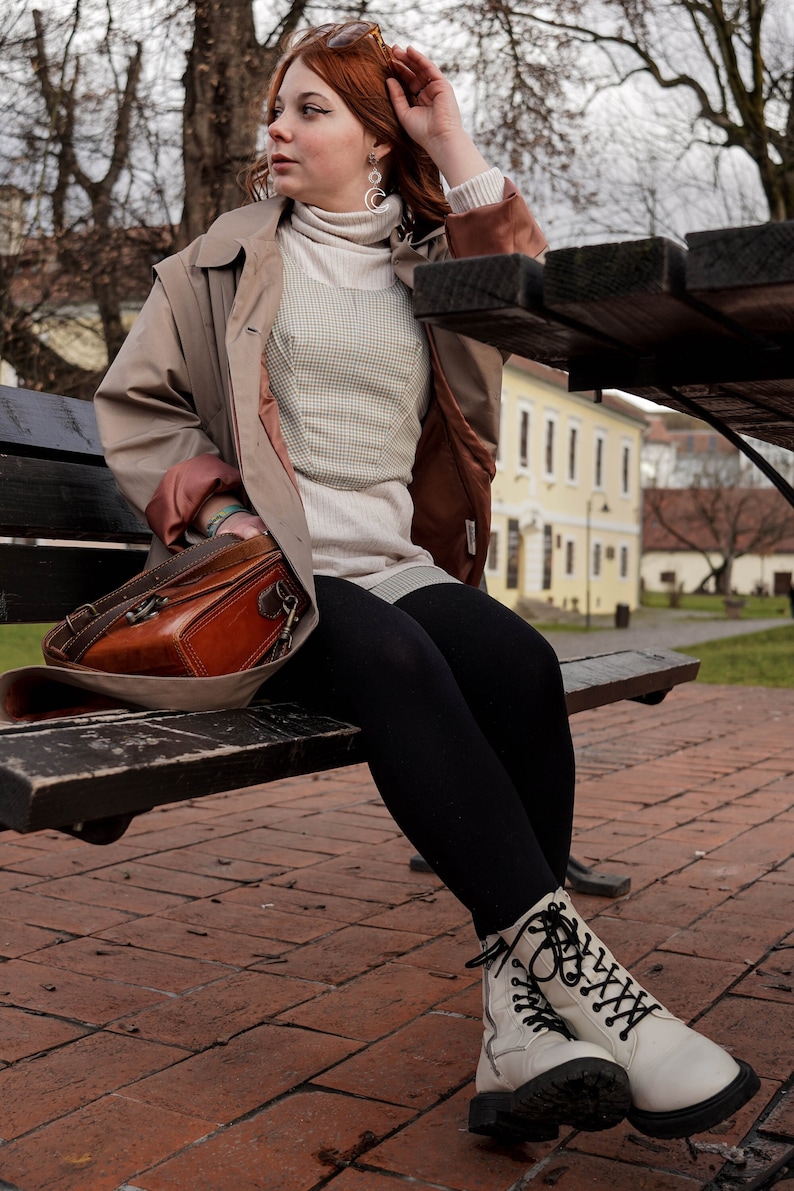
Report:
0,1092,216,1191
365,1084,560,1189
699,996,794,1081
132,1089,411,1190
0,1031,188,1138
0,1006,88,1062
569,1076,774,1181
584,913,673,965
0,958,169,1024
664,859,771,893
631,949,747,1020
106,969,327,1049
26,935,233,992
125,1022,359,1123
406,923,481,976
190,831,332,868
610,879,727,928
269,923,427,984
97,912,292,967
161,896,330,944
89,858,238,898
0,841,51,867
706,821,791,865
0,840,147,879
223,879,376,922
733,960,794,1006
660,907,788,965
0,888,134,935
759,1088,794,1140
118,821,243,850
316,1170,440,1191
433,978,482,1018
522,1149,705,1187
725,878,794,922
315,1011,481,1108
271,812,397,845
22,873,187,915
279,961,471,1040
270,859,424,906
362,888,471,935
137,845,281,883
252,824,359,854
0,870,39,892
0,916,66,958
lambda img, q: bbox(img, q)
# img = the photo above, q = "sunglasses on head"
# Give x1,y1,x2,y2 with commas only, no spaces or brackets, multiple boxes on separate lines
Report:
295,22,392,66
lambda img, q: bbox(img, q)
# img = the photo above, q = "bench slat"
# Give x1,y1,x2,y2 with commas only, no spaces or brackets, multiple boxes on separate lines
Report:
0,385,104,463
0,649,698,835
0,455,148,541
0,544,147,624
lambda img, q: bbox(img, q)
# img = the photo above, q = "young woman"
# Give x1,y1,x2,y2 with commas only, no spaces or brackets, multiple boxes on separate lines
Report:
94,23,759,1144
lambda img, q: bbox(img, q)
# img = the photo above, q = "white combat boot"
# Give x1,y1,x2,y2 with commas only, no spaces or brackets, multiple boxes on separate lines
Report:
498,889,760,1139
467,934,631,1141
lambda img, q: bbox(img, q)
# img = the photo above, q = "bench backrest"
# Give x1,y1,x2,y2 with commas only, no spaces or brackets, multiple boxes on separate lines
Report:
0,385,148,624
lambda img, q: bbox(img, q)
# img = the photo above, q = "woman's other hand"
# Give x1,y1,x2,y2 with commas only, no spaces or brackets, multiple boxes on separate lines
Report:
214,511,269,540
387,45,491,188
195,495,269,541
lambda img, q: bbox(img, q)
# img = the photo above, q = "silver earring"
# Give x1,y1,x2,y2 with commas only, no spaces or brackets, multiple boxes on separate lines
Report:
365,152,385,211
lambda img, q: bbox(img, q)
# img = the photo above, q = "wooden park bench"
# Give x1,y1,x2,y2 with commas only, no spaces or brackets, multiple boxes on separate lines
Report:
0,383,700,897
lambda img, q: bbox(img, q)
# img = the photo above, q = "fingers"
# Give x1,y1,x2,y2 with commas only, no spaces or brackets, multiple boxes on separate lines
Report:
390,44,444,102
217,512,269,540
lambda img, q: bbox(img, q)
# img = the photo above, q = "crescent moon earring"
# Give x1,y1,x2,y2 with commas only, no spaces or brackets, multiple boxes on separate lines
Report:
365,152,386,212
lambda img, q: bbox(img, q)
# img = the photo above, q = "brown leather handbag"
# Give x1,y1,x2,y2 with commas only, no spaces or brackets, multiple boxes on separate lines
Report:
42,534,309,678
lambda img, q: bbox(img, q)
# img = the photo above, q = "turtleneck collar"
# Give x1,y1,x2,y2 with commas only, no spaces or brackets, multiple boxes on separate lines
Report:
290,193,404,250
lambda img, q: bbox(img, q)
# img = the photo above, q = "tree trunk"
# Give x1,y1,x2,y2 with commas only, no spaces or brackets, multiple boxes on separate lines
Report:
179,0,271,246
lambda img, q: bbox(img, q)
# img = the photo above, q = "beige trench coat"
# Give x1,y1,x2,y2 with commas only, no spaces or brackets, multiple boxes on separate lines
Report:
0,183,546,720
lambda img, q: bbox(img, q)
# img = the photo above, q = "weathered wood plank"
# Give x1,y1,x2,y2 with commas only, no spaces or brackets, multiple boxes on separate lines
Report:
0,650,698,834
0,455,148,541
0,544,147,624
561,648,699,715
0,385,104,463
0,703,365,833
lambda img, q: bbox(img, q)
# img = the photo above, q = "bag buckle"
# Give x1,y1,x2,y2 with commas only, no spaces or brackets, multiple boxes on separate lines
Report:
126,594,169,625
274,583,300,656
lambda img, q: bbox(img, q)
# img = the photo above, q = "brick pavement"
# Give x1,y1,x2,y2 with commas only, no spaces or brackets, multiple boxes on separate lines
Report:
0,683,791,1191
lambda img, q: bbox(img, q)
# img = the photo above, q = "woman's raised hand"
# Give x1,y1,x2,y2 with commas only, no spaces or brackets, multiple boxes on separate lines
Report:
387,45,491,188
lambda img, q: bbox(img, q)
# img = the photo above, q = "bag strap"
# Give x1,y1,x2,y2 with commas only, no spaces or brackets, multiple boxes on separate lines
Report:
46,536,275,663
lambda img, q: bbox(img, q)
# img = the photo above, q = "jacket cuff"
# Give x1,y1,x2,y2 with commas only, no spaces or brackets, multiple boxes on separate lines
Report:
146,454,244,549
446,179,548,260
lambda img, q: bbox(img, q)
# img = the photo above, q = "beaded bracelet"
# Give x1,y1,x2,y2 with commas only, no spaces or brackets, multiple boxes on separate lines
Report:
206,503,247,538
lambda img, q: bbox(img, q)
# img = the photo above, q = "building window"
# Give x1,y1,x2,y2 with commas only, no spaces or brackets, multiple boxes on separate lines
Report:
544,416,556,478
542,524,552,589
487,529,499,573
567,424,579,483
619,544,629,578
621,442,631,497
506,519,520,589
518,404,531,471
592,541,602,578
594,432,605,489
564,538,575,577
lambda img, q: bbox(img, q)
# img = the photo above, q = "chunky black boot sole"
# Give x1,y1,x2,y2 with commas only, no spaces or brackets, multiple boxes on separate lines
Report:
627,1060,761,1140
469,1057,631,1143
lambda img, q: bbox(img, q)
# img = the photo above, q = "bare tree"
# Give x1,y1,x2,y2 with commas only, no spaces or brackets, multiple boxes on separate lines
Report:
484,0,794,223
644,483,794,593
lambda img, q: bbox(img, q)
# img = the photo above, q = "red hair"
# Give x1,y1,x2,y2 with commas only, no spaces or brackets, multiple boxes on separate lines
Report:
243,27,450,230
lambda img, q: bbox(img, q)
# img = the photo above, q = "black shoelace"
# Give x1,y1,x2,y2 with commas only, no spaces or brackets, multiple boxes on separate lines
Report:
466,936,573,1037
491,901,662,1042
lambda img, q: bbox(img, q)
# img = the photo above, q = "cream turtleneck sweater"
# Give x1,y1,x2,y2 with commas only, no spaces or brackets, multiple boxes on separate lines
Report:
266,168,505,601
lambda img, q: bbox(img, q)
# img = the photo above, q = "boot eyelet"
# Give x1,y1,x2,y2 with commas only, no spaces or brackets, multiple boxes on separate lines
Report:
592,1002,602,1012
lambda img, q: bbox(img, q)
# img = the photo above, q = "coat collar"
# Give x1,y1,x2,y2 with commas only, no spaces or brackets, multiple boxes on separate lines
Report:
192,197,292,269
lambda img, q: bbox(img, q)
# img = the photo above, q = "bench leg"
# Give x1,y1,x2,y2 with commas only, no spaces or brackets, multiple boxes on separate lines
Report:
409,853,631,899
58,812,144,845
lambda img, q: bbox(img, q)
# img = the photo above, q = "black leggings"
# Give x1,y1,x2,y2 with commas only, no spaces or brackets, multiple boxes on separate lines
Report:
264,576,575,936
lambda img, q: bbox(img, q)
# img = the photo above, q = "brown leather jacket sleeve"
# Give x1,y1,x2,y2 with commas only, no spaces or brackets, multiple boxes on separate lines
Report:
146,454,244,549
445,179,548,260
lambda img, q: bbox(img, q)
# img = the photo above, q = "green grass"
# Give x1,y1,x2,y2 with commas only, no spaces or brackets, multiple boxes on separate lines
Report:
0,623,53,671
643,590,789,617
678,625,794,687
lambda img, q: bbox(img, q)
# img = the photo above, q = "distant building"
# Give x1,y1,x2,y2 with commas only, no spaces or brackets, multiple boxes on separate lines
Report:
642,412,794,489
642,487,794,595
488,358,646,615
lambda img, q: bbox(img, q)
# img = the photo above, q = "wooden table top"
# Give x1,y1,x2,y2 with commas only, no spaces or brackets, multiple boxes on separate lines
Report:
414,219,794,452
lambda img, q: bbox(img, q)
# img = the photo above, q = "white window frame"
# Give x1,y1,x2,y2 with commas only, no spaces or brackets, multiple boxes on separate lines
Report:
567,419,581,485
593,430,606,491
544,412,557,480
517,400,532,474
564,536,575,577
621,439,632,498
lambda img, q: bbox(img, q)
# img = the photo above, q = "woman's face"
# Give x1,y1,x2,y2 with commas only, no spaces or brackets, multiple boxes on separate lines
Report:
267,58,388,211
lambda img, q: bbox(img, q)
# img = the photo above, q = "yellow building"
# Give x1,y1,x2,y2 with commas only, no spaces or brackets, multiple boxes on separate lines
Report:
487,358,647,618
